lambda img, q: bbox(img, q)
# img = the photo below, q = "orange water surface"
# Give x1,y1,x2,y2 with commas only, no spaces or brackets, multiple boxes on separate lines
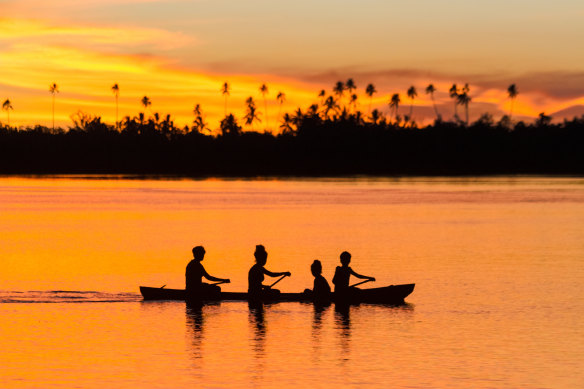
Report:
1,176,583,388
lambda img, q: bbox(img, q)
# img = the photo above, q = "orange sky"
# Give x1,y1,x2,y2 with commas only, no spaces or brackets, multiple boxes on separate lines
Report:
1,1,583,130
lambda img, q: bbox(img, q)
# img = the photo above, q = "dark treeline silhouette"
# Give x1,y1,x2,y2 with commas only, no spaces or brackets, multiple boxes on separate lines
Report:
1,92,584,176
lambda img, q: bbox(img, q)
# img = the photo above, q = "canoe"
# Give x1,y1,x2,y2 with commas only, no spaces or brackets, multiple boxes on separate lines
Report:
139,283,415,305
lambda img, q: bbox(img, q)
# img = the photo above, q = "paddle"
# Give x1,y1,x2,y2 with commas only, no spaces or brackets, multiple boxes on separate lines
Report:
350,279,374,288
269,274,289,288
160,284,167,289
212,280,229,286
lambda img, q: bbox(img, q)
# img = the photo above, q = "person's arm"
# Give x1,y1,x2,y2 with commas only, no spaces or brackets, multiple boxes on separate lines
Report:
202,267,230,283
349,268,375,281
263,268,291,277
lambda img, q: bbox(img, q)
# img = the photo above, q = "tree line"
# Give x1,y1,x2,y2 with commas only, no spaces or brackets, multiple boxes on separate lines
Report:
0,80,582,175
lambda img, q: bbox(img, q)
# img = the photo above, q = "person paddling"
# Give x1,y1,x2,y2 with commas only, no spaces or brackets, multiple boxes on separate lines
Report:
332,251,375,298
248,245,291,300
186,246,230,300
305,259,331,303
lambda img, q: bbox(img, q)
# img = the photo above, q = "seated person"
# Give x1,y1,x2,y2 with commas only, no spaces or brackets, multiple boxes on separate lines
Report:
332,251,375,297
185,246,230,300
304,259,331,303
248,244,291,300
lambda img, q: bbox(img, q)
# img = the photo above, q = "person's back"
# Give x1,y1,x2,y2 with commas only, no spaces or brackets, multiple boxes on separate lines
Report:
185,246,230,300
185,259,204,293
310,259,331,303
332,265,351,292
332,251,375,296
248,263,264,294
248,245,291,299
313,274,331,298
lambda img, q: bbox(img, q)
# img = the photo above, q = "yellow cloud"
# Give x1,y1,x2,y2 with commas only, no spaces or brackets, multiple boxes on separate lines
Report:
0,18,193,49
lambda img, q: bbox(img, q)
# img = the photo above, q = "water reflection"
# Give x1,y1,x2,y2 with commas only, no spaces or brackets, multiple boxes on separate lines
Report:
248,302,267,383
334,304,352,362
248,302,266,353
185,302,205,362
311,303,331,361
312,303,330,338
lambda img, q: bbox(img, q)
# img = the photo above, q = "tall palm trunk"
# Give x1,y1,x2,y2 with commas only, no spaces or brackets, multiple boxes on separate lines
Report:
52,94,55,130
431,94,439,119
264,97,268,130
115,94,119,130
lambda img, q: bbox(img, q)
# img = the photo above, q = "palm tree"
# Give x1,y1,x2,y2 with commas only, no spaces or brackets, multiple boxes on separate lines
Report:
369,109,381,124
333,81,345,109
220,113,242,136
259,83,269,129
111,83,119,130
276,91,286,125
449,84,459,120
221,82,230,116
346,79,356,110
141,96,151,112
407,86,418,120
349,93,358,113
389,93,400,123
323,96,340,119
192,104,208,133
456,89,471,125
346,78,356,97
318,89,326,105
2,99,13,127
244,96,261,130
307,104,319,117
365,83,376,114
280,113,294,134
425,84,440,119
536,112,551,126
507,84,518,120
49,82,59,130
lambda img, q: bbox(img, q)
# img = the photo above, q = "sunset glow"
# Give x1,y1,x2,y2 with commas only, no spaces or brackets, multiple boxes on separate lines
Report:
1,1,583,129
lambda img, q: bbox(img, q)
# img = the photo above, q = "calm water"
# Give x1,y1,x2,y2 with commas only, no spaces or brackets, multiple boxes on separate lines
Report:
1,176,583,388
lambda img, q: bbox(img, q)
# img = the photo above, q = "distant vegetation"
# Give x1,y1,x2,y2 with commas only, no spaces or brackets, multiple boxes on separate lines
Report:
1,80,583,176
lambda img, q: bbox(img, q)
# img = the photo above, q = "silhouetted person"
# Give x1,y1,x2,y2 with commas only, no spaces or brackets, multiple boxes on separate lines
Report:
304,259,331,304
185,246,230,301
248,245,291,300
332,251,374,300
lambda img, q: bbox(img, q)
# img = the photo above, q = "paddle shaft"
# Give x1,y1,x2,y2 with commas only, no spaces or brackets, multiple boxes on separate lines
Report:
350,279,373,288
269,274,288,288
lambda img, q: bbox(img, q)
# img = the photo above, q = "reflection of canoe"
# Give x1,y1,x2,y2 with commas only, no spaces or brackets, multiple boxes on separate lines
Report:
140,284,415,305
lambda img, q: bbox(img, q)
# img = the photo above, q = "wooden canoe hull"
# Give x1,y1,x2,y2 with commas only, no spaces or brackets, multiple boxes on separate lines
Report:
139,284,415,305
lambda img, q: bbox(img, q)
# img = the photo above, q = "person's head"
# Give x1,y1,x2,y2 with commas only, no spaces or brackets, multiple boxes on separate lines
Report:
311,259,322,277
340,251,351,266
254,244,268,265
192,246,206,261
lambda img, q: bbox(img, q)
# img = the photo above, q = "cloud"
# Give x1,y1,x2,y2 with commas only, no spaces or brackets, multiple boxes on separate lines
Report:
296,68,584,99
0,18,194,51
471,71,584,100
